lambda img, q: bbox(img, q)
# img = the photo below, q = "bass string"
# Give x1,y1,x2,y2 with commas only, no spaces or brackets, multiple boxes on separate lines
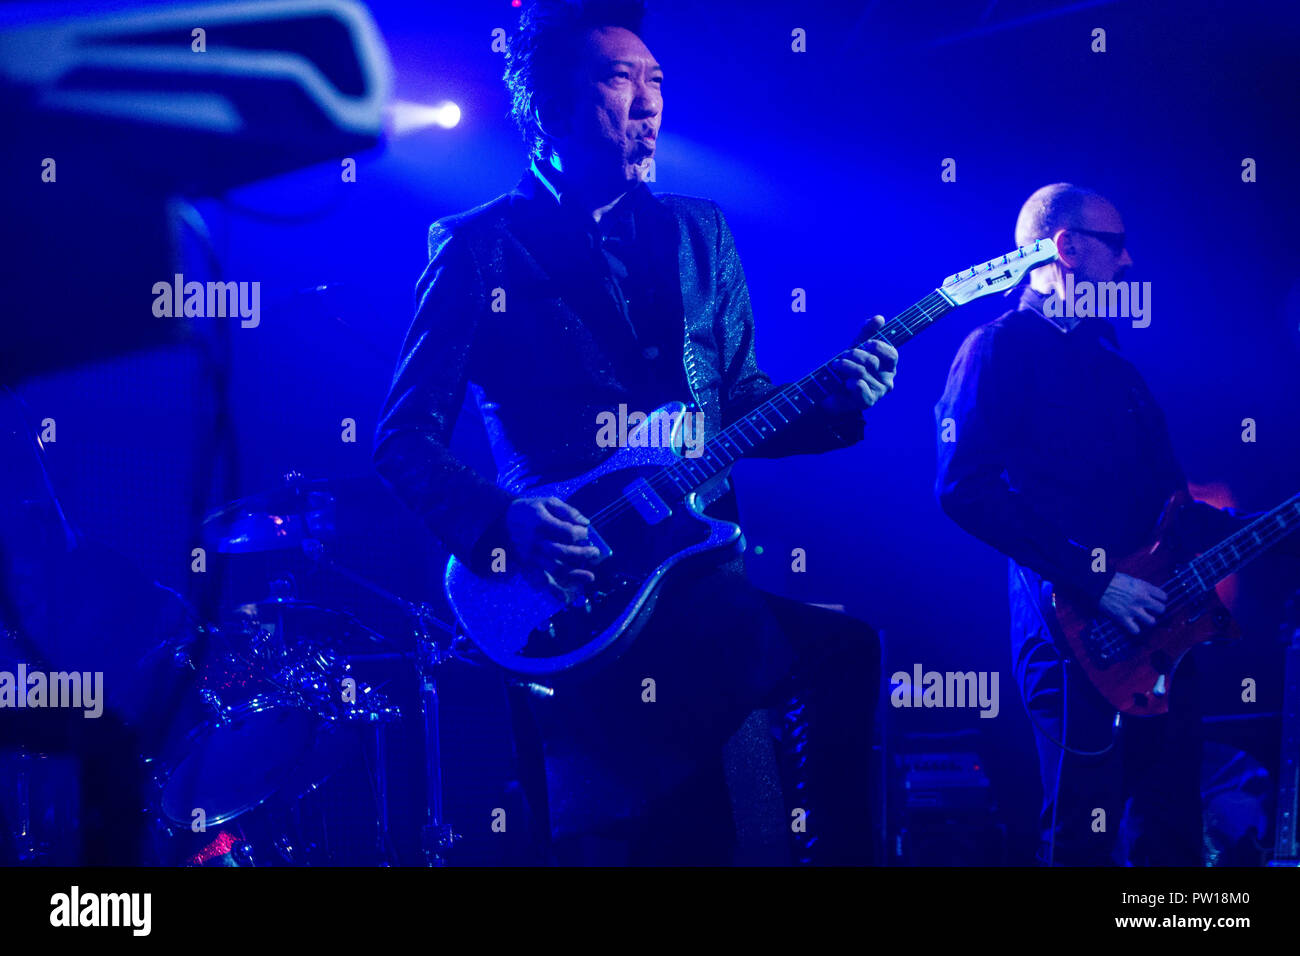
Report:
1091,502,1300,657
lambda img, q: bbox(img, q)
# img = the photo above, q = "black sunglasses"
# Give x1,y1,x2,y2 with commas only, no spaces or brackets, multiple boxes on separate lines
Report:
1071,227,1126,255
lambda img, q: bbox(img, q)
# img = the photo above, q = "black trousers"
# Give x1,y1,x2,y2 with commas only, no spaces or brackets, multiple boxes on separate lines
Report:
1014,631,1203,866
512,565,881,865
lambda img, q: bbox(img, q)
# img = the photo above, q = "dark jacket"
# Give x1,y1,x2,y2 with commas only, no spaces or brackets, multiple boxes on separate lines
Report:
374,168,865,566
934,286,1239,646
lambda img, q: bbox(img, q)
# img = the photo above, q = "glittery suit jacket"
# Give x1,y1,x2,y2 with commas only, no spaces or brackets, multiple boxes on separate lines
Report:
373,169,866,570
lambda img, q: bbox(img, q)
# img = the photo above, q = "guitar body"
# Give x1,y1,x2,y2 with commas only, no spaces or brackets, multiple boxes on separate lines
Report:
1047,491,1242,716
442,240,1061,677
445,402,744,679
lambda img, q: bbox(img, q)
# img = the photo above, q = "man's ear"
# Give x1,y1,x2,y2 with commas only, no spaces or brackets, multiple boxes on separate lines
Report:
1052,227,1080,269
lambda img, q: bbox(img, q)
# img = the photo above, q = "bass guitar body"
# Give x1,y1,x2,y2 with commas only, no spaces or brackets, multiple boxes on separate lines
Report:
1046,491,1242,717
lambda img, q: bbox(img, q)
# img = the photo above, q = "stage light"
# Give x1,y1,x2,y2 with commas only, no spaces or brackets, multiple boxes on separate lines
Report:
388,99,461,135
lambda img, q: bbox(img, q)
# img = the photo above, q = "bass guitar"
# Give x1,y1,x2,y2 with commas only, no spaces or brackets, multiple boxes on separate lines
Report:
1046,489,1300,716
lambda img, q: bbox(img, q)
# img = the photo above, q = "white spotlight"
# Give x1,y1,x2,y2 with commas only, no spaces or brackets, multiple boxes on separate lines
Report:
389,99,461,135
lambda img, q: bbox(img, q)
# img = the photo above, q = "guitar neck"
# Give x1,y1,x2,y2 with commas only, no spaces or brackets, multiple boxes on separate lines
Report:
1173,492,1300,599
660,288,956,494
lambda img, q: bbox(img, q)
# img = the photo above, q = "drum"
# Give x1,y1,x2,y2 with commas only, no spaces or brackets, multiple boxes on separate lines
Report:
144,613,395,829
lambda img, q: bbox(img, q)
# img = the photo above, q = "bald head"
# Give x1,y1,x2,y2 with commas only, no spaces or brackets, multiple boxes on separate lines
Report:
1014,183,1106,246
1015,182,1133,300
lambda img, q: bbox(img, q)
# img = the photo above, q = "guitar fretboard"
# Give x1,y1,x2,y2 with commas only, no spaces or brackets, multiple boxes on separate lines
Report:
652,288,955,496
1167,492,1300,603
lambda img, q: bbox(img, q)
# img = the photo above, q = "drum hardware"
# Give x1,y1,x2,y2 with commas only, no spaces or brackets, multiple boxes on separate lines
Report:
95,469,476,865
141,603,399,834
201,472,340,556
297,539,466,865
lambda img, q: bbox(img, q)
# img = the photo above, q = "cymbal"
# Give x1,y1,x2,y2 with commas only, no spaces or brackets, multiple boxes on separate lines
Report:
202,476,338,554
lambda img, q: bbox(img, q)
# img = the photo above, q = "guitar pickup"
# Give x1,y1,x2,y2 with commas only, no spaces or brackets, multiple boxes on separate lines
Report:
622,477,672,525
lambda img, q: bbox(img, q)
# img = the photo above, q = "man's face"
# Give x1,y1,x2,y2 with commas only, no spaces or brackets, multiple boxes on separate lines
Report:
555,26,662,186
1063,198,1134,283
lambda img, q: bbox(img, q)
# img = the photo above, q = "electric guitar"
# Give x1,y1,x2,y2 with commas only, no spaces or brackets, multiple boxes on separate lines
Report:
1045,489,1300,716
447,239,1059,678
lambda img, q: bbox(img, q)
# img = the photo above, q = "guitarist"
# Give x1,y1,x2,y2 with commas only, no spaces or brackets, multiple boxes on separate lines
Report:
934,183,1246,865
375,0,897,864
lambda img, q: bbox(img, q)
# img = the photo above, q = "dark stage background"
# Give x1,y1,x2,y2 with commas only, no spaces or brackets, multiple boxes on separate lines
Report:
3,0,1298,865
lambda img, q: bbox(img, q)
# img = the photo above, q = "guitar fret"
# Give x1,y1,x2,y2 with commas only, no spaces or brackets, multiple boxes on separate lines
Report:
1176,493,1300,598
808,370,836,397
648,279,984,496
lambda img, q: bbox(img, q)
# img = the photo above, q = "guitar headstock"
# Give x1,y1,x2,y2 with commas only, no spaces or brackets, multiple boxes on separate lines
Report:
939,238,1058,306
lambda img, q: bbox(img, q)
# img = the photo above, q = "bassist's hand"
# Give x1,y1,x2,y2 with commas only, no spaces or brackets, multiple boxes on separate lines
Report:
507,496,601,588
1099,573,1168,635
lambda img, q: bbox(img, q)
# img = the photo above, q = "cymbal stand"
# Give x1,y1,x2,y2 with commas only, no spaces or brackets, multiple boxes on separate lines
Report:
300,540,462,865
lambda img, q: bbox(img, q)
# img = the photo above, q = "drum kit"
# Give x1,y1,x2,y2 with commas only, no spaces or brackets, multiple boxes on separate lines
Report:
125,473,476,867
1,377,490,867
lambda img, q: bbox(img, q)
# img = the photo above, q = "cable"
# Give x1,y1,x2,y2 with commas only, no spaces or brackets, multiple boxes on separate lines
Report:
1015,568,1121,757
1014,566,1122,867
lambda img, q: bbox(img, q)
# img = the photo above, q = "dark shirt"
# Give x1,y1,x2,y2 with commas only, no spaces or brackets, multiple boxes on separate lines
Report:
530,158,689,413
935,286,1203,610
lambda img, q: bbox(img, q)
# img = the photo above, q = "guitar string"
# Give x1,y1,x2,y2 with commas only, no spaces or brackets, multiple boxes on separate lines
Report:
581,301,934,527
1089,496,1300,658
581,292,950,531
582,301,932,530
1092,511,1299,658
1105,496,1300,647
